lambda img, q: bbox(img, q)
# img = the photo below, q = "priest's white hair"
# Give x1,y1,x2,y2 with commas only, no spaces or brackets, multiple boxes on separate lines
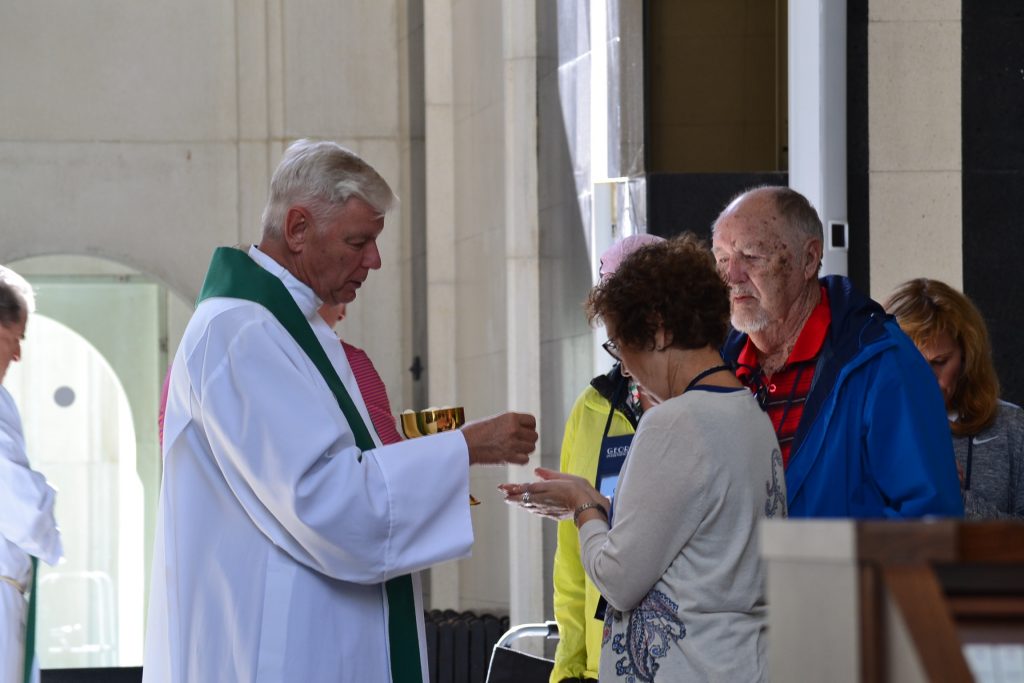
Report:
0,265,35,325
261,138,398,237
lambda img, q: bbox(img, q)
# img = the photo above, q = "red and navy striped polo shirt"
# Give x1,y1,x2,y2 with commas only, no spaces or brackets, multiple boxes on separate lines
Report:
735,286,831,468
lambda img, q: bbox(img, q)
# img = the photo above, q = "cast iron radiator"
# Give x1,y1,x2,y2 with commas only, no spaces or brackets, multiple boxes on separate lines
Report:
424,609,509,683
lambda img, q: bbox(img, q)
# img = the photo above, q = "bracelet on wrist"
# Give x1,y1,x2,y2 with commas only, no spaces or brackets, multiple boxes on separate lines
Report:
573,501,609,526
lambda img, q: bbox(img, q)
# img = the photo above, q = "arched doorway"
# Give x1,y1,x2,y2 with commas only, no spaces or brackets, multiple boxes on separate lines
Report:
5,255,191,668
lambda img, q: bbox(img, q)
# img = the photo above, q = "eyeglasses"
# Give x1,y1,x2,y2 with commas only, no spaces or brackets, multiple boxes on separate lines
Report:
602,339,621,361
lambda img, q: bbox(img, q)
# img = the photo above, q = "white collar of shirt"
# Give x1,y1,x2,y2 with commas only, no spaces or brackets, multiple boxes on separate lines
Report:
246,246,379,447
248,245,322,323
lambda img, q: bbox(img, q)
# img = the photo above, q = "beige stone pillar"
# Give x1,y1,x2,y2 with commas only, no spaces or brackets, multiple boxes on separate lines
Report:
423,0,462,610
868,1,962,300
502,0,545,634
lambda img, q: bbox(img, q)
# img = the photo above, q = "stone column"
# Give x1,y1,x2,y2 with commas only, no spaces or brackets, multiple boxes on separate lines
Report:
423,0,462,610
503,0,545,634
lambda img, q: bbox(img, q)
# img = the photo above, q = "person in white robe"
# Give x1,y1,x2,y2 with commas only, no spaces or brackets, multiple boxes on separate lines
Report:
0,267,64,683
143,139,538,682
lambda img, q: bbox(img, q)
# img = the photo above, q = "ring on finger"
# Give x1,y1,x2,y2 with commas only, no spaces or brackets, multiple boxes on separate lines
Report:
522,490,532,505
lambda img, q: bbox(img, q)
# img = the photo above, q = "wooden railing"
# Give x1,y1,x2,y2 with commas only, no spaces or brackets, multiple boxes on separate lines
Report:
856,521,1024,683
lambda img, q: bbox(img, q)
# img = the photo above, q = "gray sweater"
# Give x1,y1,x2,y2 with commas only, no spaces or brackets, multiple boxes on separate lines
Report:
578,387,785,682
955,401,1024,519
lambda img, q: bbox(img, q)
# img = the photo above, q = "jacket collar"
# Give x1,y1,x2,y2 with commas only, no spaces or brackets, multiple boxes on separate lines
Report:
723,276,889,373
723,276,897,499
590,364,641,428
788,276,891,454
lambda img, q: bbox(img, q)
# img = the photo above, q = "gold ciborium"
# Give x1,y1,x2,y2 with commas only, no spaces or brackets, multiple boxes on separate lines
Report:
400,407,479,506
400,406,466,438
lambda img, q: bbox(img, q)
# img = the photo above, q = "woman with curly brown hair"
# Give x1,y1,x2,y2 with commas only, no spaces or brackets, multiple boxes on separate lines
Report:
502,233,785,682
884,278,1024,519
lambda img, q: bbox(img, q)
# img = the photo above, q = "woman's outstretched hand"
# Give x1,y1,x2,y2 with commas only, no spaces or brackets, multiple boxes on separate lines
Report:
499,467,609,522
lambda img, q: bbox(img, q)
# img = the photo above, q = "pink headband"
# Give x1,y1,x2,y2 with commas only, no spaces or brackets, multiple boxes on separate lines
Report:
599,234,666,279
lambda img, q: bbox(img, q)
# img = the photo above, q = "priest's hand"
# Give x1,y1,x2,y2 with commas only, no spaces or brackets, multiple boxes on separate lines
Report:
461,412,537,466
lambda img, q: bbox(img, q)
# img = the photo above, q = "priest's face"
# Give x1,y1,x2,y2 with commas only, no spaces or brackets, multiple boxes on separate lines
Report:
0,311,26,384
305,197,385,305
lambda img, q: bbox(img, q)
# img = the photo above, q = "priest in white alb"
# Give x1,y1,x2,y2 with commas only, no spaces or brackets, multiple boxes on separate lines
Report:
143,139,538,682
0,267,63,683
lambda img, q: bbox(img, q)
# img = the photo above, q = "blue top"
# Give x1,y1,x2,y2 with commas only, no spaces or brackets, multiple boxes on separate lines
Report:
722,276,963,518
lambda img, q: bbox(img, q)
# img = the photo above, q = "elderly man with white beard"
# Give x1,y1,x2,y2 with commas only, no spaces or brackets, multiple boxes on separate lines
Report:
712,186,962,518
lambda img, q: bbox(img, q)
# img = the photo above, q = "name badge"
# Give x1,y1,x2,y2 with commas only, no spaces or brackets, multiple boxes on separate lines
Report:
593,431,633,623
595,433,633,501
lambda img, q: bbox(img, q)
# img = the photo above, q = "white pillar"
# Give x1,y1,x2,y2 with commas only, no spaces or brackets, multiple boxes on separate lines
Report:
789,0,848,276
503,0,545,638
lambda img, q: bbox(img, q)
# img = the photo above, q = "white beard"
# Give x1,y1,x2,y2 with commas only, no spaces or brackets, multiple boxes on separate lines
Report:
731,307,771,334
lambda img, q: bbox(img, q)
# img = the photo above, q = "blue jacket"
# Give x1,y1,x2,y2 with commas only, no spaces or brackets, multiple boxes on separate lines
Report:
722,276,963,518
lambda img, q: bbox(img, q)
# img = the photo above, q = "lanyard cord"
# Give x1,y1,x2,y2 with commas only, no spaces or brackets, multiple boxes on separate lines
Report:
601,370,630,443
683,364,734,394
601,363,732,463
733,361,769,409
772,362,811,439
964,436,974,492
735,358,815,426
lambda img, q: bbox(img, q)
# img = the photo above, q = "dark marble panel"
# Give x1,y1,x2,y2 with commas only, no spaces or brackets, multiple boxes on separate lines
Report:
963,1,1024,405
962,170,1024,406
645,172,788,241
847,0,870,294
962,2,1024,173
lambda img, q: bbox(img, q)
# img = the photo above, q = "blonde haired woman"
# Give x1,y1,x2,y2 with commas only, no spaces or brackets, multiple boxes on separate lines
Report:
885,278,1023,518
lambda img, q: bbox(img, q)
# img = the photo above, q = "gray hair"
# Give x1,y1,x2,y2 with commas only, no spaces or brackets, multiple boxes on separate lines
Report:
714,185,824,244
772,187,823,244
260,139,398,237
0,266,35,326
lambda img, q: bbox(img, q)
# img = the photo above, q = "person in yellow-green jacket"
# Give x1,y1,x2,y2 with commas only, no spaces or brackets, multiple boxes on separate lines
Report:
550,234,661,683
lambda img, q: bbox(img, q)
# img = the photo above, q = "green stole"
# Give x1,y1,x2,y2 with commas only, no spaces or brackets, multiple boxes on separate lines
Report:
196,247,422,683
23,557,37,683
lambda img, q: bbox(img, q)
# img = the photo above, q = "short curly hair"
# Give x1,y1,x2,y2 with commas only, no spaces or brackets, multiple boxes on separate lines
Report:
586,233,730,352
